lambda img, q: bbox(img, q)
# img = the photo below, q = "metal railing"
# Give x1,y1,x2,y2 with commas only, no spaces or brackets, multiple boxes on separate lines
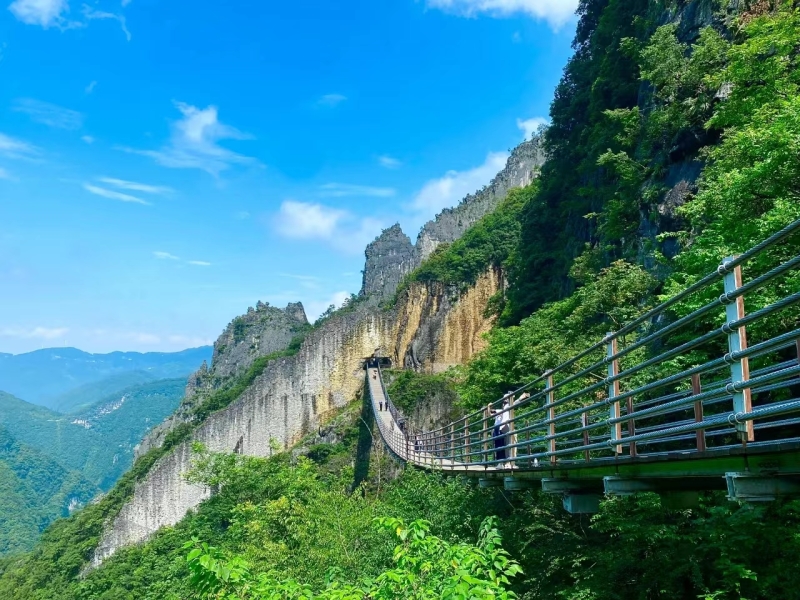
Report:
367,217,800,472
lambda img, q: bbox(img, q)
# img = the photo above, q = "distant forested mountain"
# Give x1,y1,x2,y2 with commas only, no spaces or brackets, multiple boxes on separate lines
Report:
0,425,97,556
0,346,211,410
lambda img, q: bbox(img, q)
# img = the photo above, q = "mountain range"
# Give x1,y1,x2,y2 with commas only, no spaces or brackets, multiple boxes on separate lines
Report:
0,346,212,410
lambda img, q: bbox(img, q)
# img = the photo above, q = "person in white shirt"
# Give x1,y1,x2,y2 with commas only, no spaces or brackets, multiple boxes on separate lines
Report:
487,391,530,469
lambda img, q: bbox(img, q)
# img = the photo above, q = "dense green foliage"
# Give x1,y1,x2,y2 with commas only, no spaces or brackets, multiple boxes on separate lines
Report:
0,426,96,556
0,378,186,491
385,369,459,415
3,422,800,600
504,0,654,322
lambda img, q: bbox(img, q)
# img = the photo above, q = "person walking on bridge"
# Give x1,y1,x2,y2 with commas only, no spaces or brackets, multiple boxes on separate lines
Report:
488,391,530,469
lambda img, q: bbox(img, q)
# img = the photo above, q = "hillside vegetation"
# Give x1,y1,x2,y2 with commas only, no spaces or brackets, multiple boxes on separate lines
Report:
1,2,800,599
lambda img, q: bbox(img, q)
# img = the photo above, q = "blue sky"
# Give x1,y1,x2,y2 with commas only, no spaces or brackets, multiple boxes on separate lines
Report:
0,0,577,354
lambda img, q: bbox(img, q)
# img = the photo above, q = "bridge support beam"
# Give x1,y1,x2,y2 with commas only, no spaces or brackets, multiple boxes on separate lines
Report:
479,477,504,488
562,494,601,514
725,472,800,501
504,476,537,491
603,476,726,496
542,478,603,514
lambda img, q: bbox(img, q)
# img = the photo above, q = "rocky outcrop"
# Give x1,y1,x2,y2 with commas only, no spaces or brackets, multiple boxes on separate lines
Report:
360,136,544,302
205,301,309,382
360,225,415,302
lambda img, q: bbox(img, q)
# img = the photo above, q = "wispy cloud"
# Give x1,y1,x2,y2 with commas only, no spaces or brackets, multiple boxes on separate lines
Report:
0,326,69,340
0,167,14,181
153,251,180,260
119,102,255,176
517,116,548,140
81,135,95,144
410,151,508,221
425,0,577,28
0,133,37,158
8,0,69,29
274,200,384,255
188,260,211,266
83,183,150,205
317,93,347,108
13,98,83,130
82,6,131,41
85,80,97,94
319,183,396,198
98,177,173,195
378,155,402,169
234,210,251,220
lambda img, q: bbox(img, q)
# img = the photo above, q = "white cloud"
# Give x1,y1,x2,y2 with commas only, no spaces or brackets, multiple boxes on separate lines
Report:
235,210,250,220
8,0,68,28
81,135,95,144
98,177,173,195
425,0,578,28
13,98,83,130
410,151,508,221
188,260,211,266
276,200,347,240
121,0,132,6
153,251,179,260
0,133,37,158
378,155,402,169
305,290,351,322
319,183,396,198
119,102,255,176
85,80,97,94
82,6,130,41
0,326,69,340
274,200,384,255
83,183,150,205
517,116,548,140
129,332,160,344
317,94,347,107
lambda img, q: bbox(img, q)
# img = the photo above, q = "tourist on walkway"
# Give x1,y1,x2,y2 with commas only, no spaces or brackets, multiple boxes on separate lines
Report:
487,390,530,468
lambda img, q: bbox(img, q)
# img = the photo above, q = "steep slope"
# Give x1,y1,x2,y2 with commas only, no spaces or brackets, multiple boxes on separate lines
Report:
0,425,96,556
0,346,211,409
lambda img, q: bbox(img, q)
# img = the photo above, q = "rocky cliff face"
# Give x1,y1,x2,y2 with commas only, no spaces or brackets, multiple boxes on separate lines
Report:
360,136,544,303
90,130,530,566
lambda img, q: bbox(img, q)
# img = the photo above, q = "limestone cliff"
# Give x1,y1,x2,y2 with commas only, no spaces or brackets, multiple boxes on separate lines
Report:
91,138,530,567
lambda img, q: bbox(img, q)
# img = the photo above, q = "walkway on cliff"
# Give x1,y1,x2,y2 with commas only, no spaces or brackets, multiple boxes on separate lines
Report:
367,218,800,513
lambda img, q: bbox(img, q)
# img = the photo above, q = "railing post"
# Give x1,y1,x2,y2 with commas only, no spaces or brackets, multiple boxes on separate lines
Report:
691,373,706,451
546,372,557,466
607,333,623,455
509,403,517,468
581,412,590,462
483,409,490,464
464,417,470,464
626,397,637,458
721,257,754,442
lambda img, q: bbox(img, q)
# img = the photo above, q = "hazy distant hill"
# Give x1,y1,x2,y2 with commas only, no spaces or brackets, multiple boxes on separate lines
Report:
0,379,186,490
0,425,97,556
0,346,211,409
51,371,158,414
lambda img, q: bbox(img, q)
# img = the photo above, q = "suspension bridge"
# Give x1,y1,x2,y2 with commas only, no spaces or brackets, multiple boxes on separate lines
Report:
366,219,800,513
